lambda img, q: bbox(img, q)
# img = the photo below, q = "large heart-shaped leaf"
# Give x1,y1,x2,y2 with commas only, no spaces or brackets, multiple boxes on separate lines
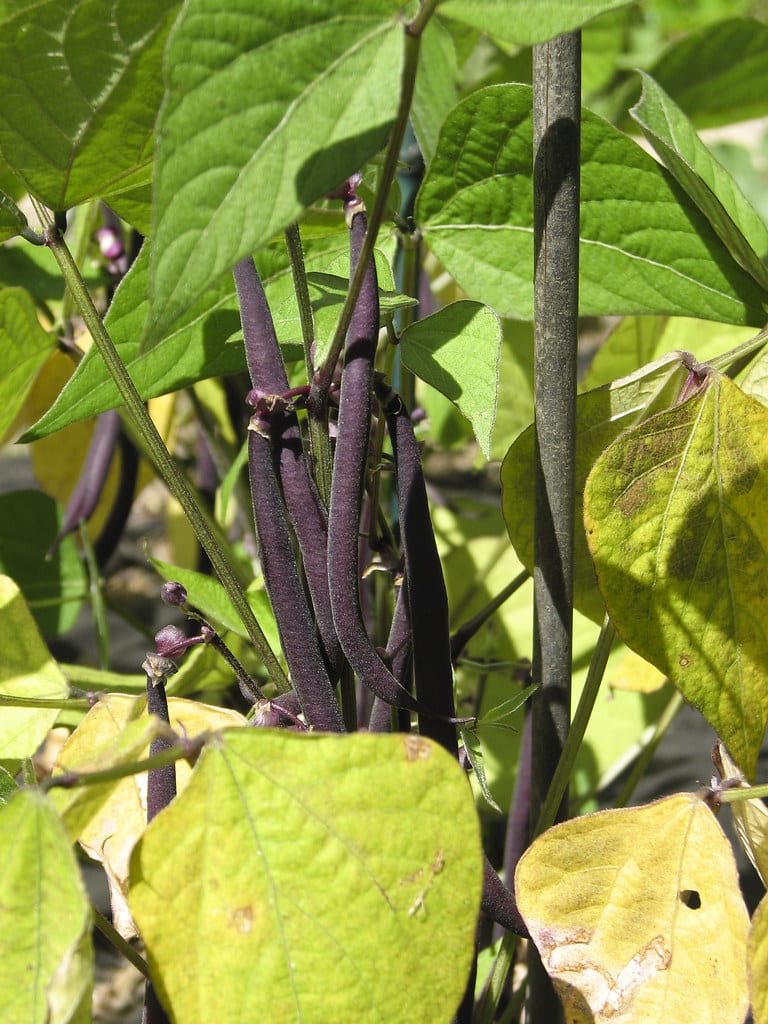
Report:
148,0,405,339
129,729,482,1023
516,794,749,1023
584,372,768,779
418,84,768,324
0,0,179,208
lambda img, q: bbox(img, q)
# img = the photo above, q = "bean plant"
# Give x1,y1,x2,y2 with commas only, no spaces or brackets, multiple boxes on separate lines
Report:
1,1,768,1022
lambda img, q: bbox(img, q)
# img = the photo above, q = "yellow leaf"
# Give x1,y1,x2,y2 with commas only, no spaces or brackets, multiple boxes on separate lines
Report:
515,793,749,1023
715,742,768,888
55,693,245,938
609,648,667,694
750,892,768,1024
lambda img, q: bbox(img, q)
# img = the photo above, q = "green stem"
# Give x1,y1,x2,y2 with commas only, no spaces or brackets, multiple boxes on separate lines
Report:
406,0,440,37
314,28,422,396
718,782,768,803
284,221,333,503
613,689,684,808
91,907,151,980
0,694,91,710
535,617,615,837
41,736,204,792
34,204,289,692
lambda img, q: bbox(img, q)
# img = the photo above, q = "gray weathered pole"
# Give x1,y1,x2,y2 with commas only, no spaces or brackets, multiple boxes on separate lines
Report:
528,30,581,1024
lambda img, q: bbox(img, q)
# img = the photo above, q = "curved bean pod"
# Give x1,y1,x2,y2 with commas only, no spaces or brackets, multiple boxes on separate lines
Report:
380,384,458,755
327,208,421,714
234,259,344,731
233,258,342,682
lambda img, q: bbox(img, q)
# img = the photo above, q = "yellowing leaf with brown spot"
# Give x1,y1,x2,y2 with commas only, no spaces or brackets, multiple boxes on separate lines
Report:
750,893,768,1024
55,693,245,938
515,793,749,1023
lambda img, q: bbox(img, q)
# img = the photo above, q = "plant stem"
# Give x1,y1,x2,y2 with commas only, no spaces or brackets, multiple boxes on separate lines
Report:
92,907,150,980
33,204,288,691
284,221,333,503
41,737,204,792
534,617,615,837
313,29,422,397
528,30,581,1024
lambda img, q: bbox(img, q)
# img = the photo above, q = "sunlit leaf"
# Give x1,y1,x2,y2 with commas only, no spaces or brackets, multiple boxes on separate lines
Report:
0,575,69,770
502,351,690,623
516,793,749,1023
750,893,768,1024
436,0,632,46
149,0,404,338
0,789,93,1024
0,0,179,208
584,372,768,779
55,693,245,938
631,73,768,287
129,730,482,1023
714,742,768,888
609,649,667,694
418,85,768,324
401,301,501,457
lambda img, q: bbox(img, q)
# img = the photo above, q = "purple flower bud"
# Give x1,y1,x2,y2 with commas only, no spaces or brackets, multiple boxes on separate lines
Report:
94,227,124,261
250,700,284,728
161,581,187,607
326,172,363,203
155,624,202,659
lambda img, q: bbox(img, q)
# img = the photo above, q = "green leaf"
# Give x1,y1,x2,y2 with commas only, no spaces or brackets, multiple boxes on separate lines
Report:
584,372,768,779
0,0,179,208
0,766,17,804
0,575,69,771
435,0,632,46
0,287,57,442
412,18,459,166
647,18,768,130
149,0,405,339
21,244,245,440
272,250,414,366
0,189,26,242
0,789,93,1024
400,300,501,458
129,730,482,1023
502,352,691,623
582,316,758,392
0,491,86,636
516,794,750,1023
418,84,768,325
460,727,501,813
490,319,534,456
631,73,768,289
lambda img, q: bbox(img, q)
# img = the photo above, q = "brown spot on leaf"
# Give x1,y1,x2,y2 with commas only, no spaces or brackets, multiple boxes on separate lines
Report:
228,905,254,935
402,735,431,761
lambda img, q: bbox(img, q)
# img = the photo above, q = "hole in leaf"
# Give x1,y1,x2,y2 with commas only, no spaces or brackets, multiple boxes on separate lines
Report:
678,889,701,909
